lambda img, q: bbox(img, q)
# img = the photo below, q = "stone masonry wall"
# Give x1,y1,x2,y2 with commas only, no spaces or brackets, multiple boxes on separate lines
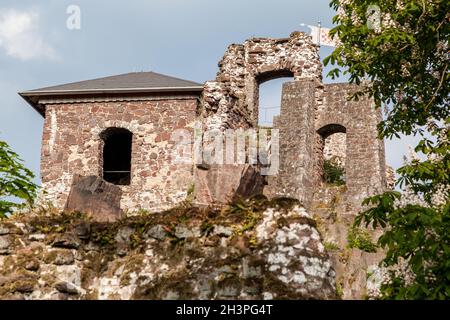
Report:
198,32,323,205
16,31,394,300
199,32,387,209
38,31,323,210
40,97,198,212
316,83,387,204
264,80,387,210
38,32,388,219
264,80,319,208
201,31,321,131
310,185,384,299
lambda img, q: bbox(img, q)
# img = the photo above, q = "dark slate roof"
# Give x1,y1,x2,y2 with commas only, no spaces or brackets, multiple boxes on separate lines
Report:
19,71,204,116
24,71,203,93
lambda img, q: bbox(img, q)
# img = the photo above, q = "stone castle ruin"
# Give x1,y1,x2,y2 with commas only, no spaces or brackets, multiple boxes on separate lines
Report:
20,31,388,214
10,31,392,299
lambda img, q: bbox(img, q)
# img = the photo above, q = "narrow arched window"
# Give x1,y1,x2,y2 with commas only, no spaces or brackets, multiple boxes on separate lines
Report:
256,70,294,127
100,128,132,185
317,124,347,186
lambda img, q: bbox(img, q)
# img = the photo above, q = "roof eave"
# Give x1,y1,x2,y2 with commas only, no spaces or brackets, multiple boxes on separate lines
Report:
18,92,45,117
18,86,204,117
19,86,204,96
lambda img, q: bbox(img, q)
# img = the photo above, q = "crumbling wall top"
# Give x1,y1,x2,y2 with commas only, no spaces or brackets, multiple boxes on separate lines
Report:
202,31,322,130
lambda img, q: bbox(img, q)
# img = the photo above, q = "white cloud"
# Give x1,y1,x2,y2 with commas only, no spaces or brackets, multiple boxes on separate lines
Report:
0,9,57,60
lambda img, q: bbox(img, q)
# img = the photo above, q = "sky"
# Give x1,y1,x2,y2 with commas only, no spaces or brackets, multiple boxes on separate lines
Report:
0,0,418,185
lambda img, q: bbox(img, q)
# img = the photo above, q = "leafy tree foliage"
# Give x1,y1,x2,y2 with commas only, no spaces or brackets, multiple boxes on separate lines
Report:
325,0,449,299
357,192,450,299
0,140,38,218
325,0,449,138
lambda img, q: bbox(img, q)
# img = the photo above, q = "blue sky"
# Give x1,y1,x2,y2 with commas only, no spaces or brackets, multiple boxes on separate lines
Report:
0,0,416,185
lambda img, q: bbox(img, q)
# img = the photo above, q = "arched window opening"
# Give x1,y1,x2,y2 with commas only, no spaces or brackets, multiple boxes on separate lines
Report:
257,71,294,127
100,128,132,185
317,124,347,186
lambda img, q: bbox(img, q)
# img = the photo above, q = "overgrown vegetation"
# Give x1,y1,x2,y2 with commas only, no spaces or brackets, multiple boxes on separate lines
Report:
185,183,195,203
336,280,344,298
323,159,346,186
346,226,377,253
227,197,263,236
324,241,340,251
0,140,38,218
326,0,449,299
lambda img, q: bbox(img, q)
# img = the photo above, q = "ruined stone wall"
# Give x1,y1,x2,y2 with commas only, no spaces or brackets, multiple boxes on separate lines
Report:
0,203,336,300
40,97,198,212
201,31,321,131
317,83,387,204
38,32,388,216
197,32,323,205
264,81,386,209
310,186,384,299
38,29,324,210
199,32,387,208
14,31,395,300
264,80,319,208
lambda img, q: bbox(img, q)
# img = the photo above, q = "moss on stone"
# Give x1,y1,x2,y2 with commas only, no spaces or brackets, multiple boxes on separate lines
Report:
90,225,117,248
0,195,338,300
133,272,195,300
119,254,145,286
